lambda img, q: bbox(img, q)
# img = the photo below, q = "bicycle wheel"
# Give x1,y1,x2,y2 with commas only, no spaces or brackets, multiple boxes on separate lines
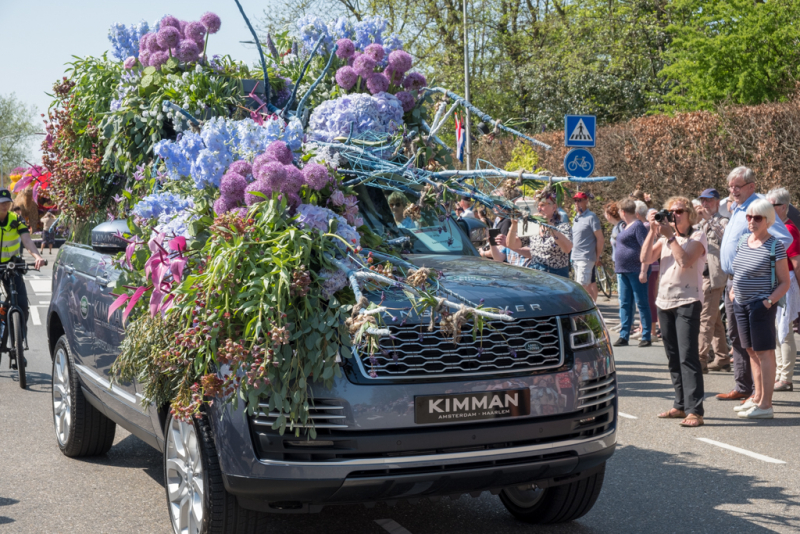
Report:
12,311,25,389
596,266,612,299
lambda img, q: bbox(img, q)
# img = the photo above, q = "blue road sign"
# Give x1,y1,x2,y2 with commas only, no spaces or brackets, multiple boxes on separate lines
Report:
564,115,596,147
563,149,595,178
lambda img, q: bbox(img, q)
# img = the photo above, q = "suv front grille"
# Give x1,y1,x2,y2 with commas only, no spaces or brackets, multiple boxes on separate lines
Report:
358,316,563,379
252,399,348,430
576,373,616,438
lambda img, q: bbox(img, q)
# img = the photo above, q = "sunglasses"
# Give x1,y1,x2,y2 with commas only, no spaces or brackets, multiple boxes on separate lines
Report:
772,203,784,207
746,214,765,223
669,209,686,215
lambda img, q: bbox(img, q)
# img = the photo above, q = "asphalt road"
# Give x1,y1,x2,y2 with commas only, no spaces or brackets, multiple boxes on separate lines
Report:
1,260,799,533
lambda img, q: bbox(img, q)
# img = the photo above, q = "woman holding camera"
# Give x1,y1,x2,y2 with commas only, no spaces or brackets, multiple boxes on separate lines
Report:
641,197,707,427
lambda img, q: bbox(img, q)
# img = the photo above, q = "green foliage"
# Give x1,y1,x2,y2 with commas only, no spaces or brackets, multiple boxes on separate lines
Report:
504,142,540,172
0,93,40,175
660,0,800,110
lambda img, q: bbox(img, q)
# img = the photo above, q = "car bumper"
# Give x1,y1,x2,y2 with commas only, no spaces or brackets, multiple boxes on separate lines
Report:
223,423,616,513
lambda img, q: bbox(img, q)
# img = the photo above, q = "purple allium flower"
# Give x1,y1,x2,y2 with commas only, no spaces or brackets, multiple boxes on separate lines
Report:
139,50,152,67
220,172,248,203
123,56,138,70
335,38,355,59
139,33,152,52
395,90,415,112
201,12,221,34
330,190,345,206
366,73,389,95
364,43,385,62
285,166,305,194
335,66,358,91
147,35,164,53
160,15,181,29
227,160,252,179
251,153,270,177
157,26,181,50
353,54,376,79
384,67,403,85
185,21,207,42
244,179,272,206
175,39,200,63
402,72,427,91
178,20,188,36
286,192,302,210
264,140,293,165
213,197,230,215
150,51,169,68
254,161,287,192
302,163,329,191
387,50,412,74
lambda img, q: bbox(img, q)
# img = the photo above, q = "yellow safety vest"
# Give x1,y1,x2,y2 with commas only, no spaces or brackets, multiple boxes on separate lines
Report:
0,212,27,263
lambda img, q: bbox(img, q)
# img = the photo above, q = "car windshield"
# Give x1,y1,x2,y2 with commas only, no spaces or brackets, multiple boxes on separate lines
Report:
355,185,477,256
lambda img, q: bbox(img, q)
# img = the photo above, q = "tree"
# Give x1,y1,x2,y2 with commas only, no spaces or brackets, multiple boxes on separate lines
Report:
0,93,40,180
660,0,800,111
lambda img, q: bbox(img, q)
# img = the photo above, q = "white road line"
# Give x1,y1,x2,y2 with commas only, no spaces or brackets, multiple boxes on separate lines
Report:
618,412,638,419
29,280,52,293
696,438,786,464
375,519,413,534
29,306,41,326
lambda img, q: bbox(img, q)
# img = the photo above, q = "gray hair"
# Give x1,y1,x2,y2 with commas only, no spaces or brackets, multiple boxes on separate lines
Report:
766,187,791,206
727,166,755,185
634,200,649,218
747,198,776,226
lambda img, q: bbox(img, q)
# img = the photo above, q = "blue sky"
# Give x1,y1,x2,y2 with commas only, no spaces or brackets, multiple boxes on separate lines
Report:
0,0,271,162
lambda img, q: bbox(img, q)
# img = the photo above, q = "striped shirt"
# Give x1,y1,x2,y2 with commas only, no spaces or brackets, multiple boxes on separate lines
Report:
500,247,531,267
732,235,786,304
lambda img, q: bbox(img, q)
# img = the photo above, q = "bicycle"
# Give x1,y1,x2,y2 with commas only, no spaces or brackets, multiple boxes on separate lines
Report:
595,263,615,300
567,156,592,173
0,257,45,389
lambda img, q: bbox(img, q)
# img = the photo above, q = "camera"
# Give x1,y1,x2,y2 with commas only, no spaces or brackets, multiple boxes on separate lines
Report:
653,210,673,224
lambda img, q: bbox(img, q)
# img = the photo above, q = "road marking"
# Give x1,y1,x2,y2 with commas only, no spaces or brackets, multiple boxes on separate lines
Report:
696,438,786,464
375,519,413,534
618,412,637,419
29,280,51,293
29,306,41,326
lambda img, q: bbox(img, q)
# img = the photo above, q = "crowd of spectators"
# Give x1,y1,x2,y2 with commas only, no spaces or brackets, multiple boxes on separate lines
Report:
471,165,799,424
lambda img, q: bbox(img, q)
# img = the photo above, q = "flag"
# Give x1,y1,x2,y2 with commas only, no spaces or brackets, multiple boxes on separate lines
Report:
455,113,465,163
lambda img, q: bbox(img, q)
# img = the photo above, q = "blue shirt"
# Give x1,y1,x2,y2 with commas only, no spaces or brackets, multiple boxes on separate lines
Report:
720,193,793,275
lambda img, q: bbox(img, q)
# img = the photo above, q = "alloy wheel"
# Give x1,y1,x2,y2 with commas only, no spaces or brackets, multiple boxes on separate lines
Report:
502,485,546,508
166,417,204,534
52,347,72,446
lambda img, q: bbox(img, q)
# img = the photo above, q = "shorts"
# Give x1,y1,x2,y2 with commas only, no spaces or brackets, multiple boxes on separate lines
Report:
573,260,596,286
733,298,778,351
43,229,55,246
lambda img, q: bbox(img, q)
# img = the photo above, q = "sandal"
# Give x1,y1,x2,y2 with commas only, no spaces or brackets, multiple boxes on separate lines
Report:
679,414,704,427
657,408,686,419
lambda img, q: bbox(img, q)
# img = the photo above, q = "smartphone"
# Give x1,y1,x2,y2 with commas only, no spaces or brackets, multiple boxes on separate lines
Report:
488,228,501,246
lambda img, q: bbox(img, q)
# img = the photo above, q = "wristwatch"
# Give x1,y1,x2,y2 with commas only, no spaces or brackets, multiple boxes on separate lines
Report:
667,236,677,244
767,298,773,307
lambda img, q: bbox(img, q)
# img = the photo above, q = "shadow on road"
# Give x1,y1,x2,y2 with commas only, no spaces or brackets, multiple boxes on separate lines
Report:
0,496,19,526
80,433,164,486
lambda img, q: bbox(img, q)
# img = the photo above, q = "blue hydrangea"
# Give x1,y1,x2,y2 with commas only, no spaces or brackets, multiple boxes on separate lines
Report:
294,204,360,251
308,93,404,145
133,192,194,220
107,19,157,61
155,210,197,239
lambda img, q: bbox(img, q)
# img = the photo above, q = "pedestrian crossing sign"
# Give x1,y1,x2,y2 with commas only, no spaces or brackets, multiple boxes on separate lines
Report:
564,115,596,147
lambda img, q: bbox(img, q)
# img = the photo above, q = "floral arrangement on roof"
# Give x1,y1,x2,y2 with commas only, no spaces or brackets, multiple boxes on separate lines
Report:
41,7,566,436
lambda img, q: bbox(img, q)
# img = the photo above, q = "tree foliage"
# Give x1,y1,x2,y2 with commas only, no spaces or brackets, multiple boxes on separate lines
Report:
0,93,40,178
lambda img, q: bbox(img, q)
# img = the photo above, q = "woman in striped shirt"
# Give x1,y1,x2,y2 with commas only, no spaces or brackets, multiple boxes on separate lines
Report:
730,199,791,419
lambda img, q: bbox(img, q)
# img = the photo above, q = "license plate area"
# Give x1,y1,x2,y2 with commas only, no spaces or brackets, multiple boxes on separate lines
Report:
414,389,531,424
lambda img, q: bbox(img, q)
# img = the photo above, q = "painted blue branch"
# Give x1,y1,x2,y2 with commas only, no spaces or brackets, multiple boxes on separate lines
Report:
295,44,339,119
233,0,271,108
422,87,552,150
429,169,616,183
420,120,450,150
282,35,324,119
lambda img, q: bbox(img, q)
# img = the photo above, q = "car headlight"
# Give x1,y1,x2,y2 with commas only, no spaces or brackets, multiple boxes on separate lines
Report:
569,309,606,350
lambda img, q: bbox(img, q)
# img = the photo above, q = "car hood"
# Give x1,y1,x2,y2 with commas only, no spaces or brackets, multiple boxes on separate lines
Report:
370,254,595,318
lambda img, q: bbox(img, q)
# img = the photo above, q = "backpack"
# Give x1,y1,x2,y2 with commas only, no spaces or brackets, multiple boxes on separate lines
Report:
737,233,786,307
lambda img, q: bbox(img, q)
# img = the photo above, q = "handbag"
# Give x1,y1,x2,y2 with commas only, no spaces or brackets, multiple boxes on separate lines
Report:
737,233,786,307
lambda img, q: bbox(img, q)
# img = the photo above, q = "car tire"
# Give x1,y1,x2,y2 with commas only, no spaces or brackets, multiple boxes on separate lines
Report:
164,411,269,534
499,462,606,524
51,335,117,457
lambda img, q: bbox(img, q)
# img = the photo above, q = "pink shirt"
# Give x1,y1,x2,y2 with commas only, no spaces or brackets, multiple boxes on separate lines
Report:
655,228,708,310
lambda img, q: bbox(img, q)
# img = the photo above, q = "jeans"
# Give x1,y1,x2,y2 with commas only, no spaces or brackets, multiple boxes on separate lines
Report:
658,301,705,416
618,271,652,341
724,278,753,395
531,262,570,278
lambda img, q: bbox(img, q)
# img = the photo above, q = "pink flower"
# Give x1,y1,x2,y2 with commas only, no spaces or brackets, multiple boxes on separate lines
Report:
123,56,138,70
264,140,293,165
213,197,230,215
364,43,385,62
335,39,355,59
387,50,412,74
185,21,207,42
302,163,329,191
176,40,201,63
157,26,181,50
139,50,152,67
335,66,358,91
160,15,181,29
353,55,376,79
330,190,345,206
402,72,427,91
149,51,169,68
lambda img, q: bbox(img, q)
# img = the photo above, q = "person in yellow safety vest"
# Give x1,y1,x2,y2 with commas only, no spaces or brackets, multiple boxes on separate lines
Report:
0,190,46,366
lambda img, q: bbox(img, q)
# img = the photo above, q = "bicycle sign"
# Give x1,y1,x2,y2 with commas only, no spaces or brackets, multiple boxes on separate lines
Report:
563,148,595,178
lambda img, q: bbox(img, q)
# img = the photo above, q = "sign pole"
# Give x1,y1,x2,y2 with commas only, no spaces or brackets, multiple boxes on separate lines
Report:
462,0,471,171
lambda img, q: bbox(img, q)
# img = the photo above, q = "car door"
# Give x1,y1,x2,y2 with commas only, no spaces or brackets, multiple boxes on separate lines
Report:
64,247,99,369
92,254,154,433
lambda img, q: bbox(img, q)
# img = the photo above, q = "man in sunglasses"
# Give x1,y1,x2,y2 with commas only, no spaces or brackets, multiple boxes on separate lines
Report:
717,167,793,401
696,188,730,373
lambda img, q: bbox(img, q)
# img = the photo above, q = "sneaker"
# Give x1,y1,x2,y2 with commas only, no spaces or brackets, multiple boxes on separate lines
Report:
631,330,641,340
734,398,756,412
738,406,774,419
774,381,793,392
638,340,652,347
613,338,629,347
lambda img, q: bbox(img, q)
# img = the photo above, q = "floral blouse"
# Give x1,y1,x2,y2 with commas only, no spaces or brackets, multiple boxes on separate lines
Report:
528,219,573,269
